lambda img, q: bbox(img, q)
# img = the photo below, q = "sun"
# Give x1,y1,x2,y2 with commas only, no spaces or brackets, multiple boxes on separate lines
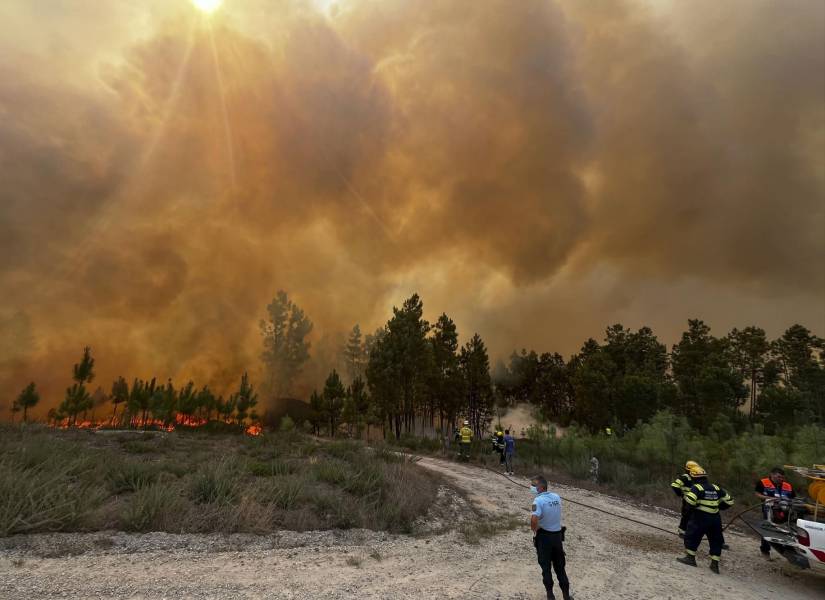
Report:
192,0,222,13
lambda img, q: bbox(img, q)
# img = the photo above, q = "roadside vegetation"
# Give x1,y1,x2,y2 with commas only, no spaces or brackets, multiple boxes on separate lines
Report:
0,427,438,537
389,412,825,513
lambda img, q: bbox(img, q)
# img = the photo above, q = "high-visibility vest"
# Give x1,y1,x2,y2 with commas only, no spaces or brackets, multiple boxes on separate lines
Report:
684,482,734,514
760,478,793,498
671,473,693,495
460,426,473,443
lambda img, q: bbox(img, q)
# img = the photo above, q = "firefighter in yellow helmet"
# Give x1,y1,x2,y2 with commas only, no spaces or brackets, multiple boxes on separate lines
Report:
459,420,473,461
671,460,702,537
677,464,734,574
492,430,506,468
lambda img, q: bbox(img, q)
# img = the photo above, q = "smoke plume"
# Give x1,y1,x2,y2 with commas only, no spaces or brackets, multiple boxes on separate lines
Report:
1,0,822,416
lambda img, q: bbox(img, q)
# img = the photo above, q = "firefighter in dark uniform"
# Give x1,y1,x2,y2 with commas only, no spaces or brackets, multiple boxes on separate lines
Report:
530,474,573,600
677,465,734,573
755,467,796,558
493,430,505,467
671,460,701,537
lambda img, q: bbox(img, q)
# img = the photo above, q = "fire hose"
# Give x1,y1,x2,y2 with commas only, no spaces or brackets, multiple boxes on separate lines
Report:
479,462,765,540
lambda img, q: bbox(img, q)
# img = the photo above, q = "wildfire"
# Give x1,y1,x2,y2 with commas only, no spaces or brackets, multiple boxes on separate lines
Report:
51,414,262,435
175,413,208,427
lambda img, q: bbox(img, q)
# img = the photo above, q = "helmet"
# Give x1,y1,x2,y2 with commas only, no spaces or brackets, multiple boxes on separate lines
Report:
463,420,469,426
685,460,700,472
688,464,707,477
497,431,503,436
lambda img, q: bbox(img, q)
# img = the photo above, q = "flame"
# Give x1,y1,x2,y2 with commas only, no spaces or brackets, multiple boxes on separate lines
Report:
49,413,259,435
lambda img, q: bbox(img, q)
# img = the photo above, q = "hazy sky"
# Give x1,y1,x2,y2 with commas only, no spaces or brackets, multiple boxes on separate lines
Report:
1,0,823,411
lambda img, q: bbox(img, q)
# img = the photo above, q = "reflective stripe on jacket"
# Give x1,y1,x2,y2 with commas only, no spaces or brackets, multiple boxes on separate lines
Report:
671,473,693,496
684,482,734,514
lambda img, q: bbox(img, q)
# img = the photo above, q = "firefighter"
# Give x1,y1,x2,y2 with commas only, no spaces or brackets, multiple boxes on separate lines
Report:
458,420,473,461
755,467,796,558
671,460,702,537
677,465,734,574
493,430,506,468
530,474,573,600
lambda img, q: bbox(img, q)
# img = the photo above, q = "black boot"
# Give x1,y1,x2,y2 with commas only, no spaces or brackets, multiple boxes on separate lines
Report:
710,560,720,574
677,554,697,567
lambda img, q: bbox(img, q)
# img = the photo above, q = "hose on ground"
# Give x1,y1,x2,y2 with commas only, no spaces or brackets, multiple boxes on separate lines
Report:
475,461,764,541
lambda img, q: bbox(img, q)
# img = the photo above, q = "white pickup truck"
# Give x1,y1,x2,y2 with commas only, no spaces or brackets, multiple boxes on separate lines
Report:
758,466,825,573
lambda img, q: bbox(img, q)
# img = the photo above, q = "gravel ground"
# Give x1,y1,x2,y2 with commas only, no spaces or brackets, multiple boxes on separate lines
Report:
1,456,823,599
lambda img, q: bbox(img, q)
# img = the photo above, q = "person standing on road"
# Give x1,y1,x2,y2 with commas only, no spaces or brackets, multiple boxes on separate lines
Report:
504,429,515,475
589,455,599,484
755,467,796,559
671,460,701,537
459,420,473,461
494,430,506,468
677,466,734,574
530,474,573,600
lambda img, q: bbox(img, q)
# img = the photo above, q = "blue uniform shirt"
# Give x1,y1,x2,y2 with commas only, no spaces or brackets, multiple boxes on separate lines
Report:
532,491,562,532
504,434,515,453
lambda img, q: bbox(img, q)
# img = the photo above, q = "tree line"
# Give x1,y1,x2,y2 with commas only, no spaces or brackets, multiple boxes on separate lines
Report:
309,294,495,439
307,297,823,439
12,346,259,429
9,289,823,438
496,321,824,433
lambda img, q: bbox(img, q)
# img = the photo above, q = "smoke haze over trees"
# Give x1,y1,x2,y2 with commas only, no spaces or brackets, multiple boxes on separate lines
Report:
0,1,823,413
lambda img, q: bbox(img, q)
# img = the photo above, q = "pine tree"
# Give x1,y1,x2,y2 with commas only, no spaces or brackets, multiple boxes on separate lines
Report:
460,333,493,436
344,324,366,382
15,382,39,423
260,291,313,396
232,372,258,424
110,376,129,424
59,347,96,425
323,369,346,437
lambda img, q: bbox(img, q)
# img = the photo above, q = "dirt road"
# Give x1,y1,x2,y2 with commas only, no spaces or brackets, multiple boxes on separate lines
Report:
1,456,823,599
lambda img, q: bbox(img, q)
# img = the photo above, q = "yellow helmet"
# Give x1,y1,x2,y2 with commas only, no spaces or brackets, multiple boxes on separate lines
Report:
688,464,707,477
685,460,700,471
497,431,503,436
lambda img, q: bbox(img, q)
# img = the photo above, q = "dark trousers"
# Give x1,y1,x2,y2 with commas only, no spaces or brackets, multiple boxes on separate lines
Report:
535,529,570,598
684,512,724,561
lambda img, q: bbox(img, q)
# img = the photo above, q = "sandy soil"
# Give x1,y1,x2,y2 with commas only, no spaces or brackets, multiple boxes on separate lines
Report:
1,456,823,600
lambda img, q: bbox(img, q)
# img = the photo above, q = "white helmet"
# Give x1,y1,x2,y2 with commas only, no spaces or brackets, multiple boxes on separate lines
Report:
463,420,469,426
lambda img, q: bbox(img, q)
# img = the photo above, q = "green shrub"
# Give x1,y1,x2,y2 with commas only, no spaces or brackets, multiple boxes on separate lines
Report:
279,416,295,432
188,459,241,505
323,440,362,462
257,475,306,510
106,460,160,493
248,459,296,477
120,482,183,532
313,458,349,485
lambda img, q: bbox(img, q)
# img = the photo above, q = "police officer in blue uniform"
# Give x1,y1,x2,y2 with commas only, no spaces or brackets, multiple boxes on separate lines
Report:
530,475,573,600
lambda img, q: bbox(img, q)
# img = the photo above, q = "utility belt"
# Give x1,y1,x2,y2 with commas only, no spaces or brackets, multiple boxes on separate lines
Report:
536,526,566,541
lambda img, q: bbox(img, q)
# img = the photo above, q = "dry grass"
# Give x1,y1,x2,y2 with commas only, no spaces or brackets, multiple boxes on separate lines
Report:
0,425,440,537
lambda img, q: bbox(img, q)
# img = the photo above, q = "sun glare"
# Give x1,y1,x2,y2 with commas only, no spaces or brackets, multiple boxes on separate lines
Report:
192,0,222,13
